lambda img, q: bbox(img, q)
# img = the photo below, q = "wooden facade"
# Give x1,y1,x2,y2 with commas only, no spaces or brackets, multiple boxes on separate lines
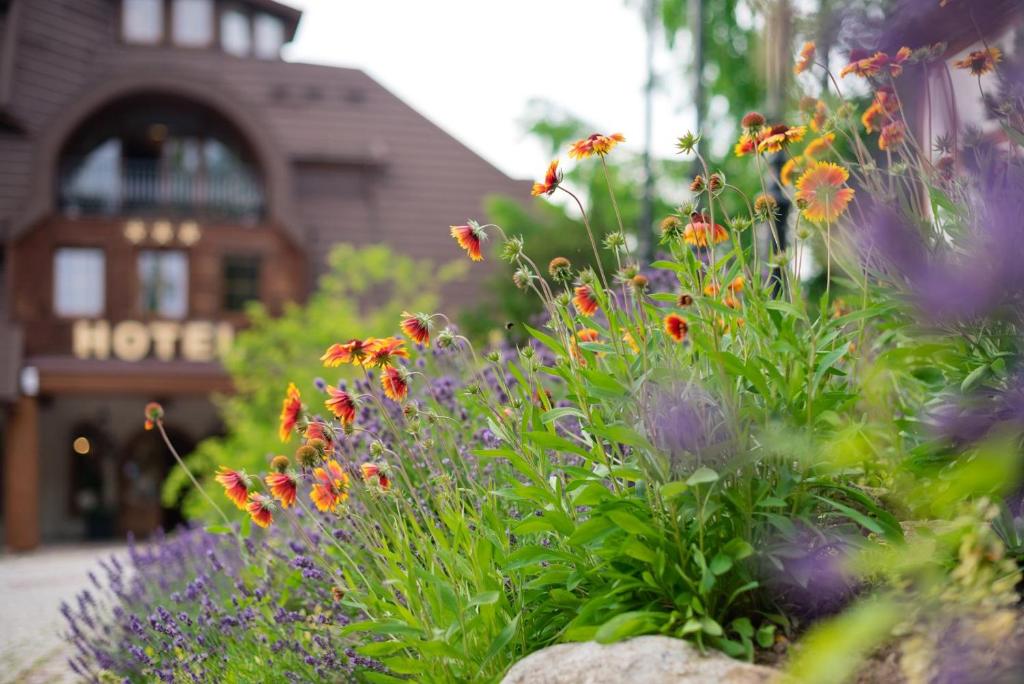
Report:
0,0,526,549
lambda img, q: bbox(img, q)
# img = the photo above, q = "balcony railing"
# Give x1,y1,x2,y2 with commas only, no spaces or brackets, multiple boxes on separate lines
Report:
58,161,265,220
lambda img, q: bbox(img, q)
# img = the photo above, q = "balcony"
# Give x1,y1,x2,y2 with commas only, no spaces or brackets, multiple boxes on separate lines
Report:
58,160,265,221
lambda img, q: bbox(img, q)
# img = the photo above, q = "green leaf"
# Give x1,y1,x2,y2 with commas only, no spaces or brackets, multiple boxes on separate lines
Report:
595,611,661,643
961,364,989,393
205,524,232,535
660,481,689,499
686,467,719,486
607,509,657,537
813,346,847,389
481,614,520,666
710,553,733,575
467,591,500,608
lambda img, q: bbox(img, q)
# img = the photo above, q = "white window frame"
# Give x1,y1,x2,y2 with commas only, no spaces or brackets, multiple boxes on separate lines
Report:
54,247,106,317
172,0,215,48
122,0,165,45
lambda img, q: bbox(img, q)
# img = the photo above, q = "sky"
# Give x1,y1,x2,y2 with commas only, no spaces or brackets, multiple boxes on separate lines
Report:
281,0,699,181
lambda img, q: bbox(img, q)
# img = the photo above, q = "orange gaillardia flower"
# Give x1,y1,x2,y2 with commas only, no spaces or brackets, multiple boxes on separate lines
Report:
805,133,835,159
734,133,758,157
757,124,806,154
879,120,906,150
381,366,409,402
265,472,298,509
364,336,408,368
664,314,689,342
246,493,274,528
400,312,431,346
703,282,721,297
954,47,1001,76
215,467,250,510
311,459,350,512
795,162,855,224
622,331,640,353
573,285,599,317
361,463,391,492
576,328,600,343
683,212,728,247
727,276,745,294
450,222,486,261
531,160,561,197
839,50,887,79
278,382,302,442
794,41,816,74
781,156,808,187
325,387,357,425
841,48,909,79
810,100,828,132
321,338,376,367
568,133,625,160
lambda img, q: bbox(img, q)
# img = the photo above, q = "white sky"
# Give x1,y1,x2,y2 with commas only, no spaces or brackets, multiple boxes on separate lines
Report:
281,0,700,181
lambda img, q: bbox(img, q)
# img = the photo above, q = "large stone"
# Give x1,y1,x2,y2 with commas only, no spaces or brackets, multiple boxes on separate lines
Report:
501,635,778,684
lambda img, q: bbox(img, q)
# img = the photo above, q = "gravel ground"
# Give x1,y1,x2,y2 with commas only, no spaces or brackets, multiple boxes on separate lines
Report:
0,544,124,684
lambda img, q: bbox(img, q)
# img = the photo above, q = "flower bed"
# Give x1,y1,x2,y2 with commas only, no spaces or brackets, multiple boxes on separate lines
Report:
64,6,1024,682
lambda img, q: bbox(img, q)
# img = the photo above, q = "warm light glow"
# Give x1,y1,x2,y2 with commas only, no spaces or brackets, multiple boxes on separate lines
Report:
73,436,91,455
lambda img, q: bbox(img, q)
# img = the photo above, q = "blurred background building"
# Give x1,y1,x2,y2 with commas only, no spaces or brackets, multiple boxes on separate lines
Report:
0,0,525,550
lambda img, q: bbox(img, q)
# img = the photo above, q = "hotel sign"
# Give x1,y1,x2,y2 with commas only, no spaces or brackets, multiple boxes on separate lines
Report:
72,320,234,363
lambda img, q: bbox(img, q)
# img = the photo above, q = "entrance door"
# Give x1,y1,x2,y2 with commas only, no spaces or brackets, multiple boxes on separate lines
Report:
118,427,191,537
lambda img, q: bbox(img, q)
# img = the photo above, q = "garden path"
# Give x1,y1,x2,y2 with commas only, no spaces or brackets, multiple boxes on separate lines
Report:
0,544,123,684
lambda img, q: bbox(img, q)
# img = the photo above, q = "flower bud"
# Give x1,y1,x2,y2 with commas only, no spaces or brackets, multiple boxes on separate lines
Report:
271,455,290,473
548,257,572,282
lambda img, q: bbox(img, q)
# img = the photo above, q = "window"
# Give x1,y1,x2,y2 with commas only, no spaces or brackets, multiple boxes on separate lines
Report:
222,254,261,311
172,0,213,47
138,250,189,318
253,14,284,59
221,7,251,57
54,248,105,317
122,0,164,44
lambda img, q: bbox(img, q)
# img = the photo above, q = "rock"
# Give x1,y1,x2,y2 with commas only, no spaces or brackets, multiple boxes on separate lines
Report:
501,635,779,684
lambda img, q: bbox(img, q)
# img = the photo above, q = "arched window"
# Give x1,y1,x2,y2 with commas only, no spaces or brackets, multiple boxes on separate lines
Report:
57,94,265,221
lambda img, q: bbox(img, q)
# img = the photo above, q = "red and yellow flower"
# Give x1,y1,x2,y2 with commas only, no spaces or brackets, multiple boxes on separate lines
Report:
839,50,887,79
450,222,487,261
573,285,599,317
757,124,806,154
794,41,816,74
361,463,391,492
365,336,408,368
795,161,855,224
878,120,906,150
278,382,302,442
804,133,835,159
265,472,298,509
311,459,350,512
954,47,1001,76
781,155,808,187
321,338,376,367
568,133,625,160
531,160,561,197
840,48,910,79
734,133,758,157
664,314,689,342
215,467,250,510
576,328,600,343
810,99,828,132
381,366,409,402
400,312,431,346
683,212,729,247
325,387,357,425
246,493,274,528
